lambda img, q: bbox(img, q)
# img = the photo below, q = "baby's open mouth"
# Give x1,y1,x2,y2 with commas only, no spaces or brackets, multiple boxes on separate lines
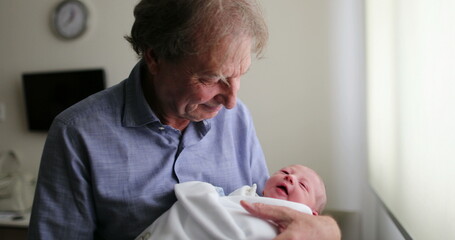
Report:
277,185,288,195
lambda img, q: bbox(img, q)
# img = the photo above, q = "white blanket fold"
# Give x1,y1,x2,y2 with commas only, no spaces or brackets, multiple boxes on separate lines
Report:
135,181,312,240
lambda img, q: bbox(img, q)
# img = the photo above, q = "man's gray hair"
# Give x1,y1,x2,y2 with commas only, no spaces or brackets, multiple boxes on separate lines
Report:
125,0,268,61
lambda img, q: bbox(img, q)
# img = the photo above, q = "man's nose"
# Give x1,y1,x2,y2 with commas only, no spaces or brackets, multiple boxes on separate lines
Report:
215,79,239,109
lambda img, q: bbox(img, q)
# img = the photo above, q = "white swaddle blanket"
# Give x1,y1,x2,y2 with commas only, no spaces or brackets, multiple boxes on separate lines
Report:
135,181,312,240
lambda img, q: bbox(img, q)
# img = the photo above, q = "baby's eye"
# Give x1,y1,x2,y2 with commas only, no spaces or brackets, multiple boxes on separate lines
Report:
281,170,289,175
299,182,307,190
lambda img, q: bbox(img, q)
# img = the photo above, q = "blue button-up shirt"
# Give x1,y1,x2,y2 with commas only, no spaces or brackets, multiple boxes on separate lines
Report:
28,61,269,240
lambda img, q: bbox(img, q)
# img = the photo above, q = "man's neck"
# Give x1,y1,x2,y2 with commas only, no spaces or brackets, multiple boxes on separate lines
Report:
141,70,190,131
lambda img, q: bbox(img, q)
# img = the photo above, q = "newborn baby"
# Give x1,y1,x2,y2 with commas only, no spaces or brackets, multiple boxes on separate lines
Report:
135,164,327,240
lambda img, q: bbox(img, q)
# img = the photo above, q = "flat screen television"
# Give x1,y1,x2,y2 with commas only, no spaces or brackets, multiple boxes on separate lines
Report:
22,69,105,131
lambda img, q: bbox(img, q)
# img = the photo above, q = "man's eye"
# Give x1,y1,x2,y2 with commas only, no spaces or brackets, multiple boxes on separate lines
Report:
200,78,219,85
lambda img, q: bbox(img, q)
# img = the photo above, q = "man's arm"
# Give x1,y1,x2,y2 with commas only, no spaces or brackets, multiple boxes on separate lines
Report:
28,121,96,239
240,200,341,240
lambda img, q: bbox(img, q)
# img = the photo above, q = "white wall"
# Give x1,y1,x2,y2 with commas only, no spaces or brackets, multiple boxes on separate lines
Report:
241,0,334,204
243,0,366,214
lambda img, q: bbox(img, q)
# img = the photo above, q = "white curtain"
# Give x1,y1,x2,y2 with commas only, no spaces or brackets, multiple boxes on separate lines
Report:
367,0,455,238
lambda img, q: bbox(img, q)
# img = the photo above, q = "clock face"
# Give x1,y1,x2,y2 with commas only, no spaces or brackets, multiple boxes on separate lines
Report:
53,0,88,39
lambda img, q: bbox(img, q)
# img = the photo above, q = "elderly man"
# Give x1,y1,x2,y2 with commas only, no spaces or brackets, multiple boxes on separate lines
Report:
28,0,340,239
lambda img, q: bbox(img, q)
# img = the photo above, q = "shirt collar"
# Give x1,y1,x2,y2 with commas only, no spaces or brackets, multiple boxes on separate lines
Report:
122,60,160,127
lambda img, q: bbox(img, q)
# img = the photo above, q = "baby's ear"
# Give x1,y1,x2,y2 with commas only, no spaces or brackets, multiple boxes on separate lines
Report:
312,210,319,216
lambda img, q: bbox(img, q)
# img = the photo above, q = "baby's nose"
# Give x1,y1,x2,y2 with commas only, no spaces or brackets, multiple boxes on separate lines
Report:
284,175,295,184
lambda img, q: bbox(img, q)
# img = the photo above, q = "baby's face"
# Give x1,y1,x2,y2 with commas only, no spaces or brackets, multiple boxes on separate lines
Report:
263,165,323,214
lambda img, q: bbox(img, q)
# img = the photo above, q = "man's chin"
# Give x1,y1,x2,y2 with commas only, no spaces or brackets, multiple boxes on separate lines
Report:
201,104,223,113
187,110,221,122
201,111,220,120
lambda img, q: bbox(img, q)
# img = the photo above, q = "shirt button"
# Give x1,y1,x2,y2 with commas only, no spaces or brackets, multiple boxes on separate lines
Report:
158,127,165,131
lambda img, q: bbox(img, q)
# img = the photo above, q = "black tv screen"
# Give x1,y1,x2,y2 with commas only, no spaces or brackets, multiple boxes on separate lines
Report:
22,69,105,131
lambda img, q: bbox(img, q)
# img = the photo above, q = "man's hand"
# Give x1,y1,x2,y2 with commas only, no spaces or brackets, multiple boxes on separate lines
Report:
240,200,341,240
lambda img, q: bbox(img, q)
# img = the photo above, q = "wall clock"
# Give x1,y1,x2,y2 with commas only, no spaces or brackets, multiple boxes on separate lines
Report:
52,0,88,40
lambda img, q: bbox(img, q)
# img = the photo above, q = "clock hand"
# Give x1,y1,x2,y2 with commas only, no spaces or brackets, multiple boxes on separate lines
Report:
65,8,75,26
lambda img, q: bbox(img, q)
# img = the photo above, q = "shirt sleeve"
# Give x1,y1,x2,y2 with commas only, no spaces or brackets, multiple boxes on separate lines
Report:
28,119,97,239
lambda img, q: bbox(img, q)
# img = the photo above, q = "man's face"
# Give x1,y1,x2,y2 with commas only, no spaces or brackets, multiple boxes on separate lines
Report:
147,37,252,123
263,165,324,214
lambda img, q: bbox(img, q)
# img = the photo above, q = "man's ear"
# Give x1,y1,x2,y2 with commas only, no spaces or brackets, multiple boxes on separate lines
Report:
144,49,159,75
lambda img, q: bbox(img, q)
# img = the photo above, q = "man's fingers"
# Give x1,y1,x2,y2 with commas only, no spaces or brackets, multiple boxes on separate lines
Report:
241,200,342,240
240,200,294,223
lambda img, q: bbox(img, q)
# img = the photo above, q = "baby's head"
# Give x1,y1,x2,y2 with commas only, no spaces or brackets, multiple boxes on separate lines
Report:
263,164,327,215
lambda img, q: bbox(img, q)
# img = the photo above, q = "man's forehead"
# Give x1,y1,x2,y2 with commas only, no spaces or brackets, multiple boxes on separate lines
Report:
188,53,251,77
